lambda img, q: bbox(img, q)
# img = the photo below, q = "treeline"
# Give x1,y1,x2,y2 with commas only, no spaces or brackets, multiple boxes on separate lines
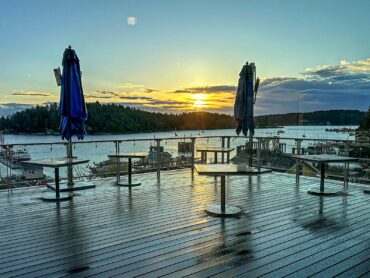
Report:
0,102,235,134
358,107,370,130
0,103,366,134
255,110,365,127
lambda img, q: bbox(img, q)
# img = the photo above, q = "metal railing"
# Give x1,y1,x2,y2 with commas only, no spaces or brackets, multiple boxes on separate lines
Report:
1,135,369,190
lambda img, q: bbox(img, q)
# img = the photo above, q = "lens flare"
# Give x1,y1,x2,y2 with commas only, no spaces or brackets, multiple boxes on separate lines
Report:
193,93,206,108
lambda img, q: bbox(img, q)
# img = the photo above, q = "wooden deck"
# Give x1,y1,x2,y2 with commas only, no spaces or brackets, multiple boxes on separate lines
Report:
0,169,369,278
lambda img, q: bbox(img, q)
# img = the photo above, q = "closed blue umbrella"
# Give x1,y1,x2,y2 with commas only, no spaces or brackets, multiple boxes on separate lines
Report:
234,62,259,166
59,46,87,140
59,46,87,189
234,63,255,136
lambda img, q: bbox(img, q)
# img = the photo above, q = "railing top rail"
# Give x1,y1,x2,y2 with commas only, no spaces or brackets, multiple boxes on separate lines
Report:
0,134,369,148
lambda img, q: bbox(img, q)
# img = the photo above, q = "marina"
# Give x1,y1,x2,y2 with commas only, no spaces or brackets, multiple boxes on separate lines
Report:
0,133,369,195
1,126,369,190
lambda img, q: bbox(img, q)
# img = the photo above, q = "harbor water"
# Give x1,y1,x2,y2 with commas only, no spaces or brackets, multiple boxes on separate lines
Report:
0,126,358,179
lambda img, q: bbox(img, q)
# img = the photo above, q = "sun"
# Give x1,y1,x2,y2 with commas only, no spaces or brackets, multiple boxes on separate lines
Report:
193,93,206,108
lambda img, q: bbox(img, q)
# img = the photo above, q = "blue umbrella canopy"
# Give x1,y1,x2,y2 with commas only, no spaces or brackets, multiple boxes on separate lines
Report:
59,46,87,140
234,63,255,136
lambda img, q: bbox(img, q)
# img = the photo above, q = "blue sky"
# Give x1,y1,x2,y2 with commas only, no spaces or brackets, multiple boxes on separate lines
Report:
0,0,369,115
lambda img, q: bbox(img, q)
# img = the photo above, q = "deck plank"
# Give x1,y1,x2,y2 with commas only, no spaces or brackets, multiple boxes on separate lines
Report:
0,170,368,278
335,258,370,278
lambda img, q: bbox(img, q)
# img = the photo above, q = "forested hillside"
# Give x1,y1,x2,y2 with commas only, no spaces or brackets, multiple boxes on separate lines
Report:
0,102,234,134
358,107,370,130
255,110,365,127
0,102,365,134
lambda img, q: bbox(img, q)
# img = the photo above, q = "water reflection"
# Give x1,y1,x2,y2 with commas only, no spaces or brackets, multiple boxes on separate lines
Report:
126,187,133,211
299,196,348,232
47,201,90,275
319,196,324,215
194,217,254,267
189,174,217,216
248,176,253,192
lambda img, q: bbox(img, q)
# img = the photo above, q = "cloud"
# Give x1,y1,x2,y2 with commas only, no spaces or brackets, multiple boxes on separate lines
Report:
92,90,155,100
11,91,54,97
0,103,33,116
107,102,186,113
260,77,299,86
147,100,186,106
93,90,120,97
113,102,147,106
173,85,236,94
87,93,154,101
302,58,370,81
85,95,113,99
255,58,370,115
119,83,143,89
93,84,158,97
85,58,369,115
127,17,137,26
119,96,153,100
143,88,159,93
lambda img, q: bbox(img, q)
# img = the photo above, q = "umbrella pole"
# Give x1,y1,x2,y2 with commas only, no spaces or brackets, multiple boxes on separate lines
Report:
248,133,253,167
67,139,74,188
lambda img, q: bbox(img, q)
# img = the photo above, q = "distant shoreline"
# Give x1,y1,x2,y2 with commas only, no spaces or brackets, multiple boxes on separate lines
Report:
1,124,359,136
0,105,365,135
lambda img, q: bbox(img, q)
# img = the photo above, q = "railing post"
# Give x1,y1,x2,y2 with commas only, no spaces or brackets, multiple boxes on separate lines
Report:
295,139,302,184
248,133,253,167
6,146,13,194
66,140,74,189
221,137,225,164
115,141,120,182
191,138,196,175
156,139,161,179
344,162,349,190
296,139,302,155
257,138,261,172
227,137,231,164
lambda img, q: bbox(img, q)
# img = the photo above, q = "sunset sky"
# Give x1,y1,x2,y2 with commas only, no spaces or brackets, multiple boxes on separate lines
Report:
0,0,369,116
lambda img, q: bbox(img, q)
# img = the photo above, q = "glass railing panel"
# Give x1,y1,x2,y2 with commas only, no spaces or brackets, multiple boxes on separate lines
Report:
73,141,115,179
1,136,369,190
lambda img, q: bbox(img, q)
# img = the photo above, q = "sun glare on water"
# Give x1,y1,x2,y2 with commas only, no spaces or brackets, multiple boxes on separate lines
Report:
193,93,206,108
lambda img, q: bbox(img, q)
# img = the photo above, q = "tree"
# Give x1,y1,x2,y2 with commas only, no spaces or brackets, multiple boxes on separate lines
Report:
358,107,370,130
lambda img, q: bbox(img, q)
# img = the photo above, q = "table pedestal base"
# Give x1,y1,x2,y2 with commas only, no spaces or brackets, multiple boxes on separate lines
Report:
307,188,341,196
205,205,241,217
48,181,95,192
116,182,141,187
364,189,370,194
41,193,73,202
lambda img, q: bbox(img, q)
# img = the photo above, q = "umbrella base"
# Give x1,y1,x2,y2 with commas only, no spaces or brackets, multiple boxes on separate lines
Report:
205,205,242,217
40,192,73,202
116,182,141,187
48,181,95,192
307,187,342,196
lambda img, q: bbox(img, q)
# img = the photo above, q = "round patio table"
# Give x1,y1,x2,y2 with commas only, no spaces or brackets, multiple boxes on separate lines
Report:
108,152,148,187
195,164,271,217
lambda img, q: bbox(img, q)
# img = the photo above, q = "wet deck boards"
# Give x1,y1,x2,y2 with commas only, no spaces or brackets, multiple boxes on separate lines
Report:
0,170,369,277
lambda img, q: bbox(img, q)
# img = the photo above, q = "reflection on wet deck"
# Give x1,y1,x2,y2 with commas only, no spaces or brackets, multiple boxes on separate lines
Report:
0,170,369,277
